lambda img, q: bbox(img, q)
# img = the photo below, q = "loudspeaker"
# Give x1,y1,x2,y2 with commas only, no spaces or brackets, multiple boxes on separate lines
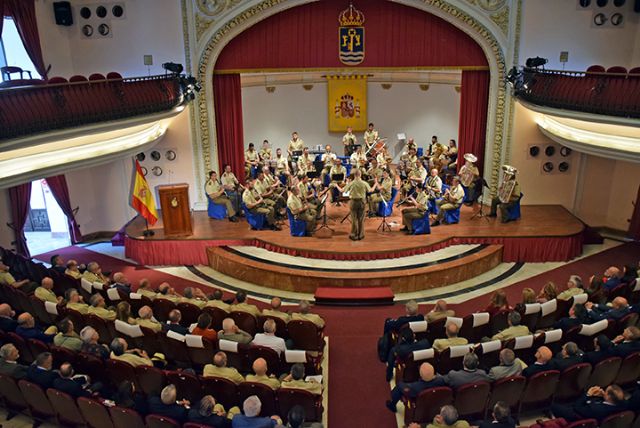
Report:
53,2,73,26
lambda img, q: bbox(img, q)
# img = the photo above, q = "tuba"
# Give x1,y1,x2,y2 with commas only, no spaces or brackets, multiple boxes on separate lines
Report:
460,153,477,187
498,165,517,203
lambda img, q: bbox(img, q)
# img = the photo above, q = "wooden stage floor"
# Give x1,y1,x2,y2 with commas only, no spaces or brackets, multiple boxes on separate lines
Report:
125,204,585,265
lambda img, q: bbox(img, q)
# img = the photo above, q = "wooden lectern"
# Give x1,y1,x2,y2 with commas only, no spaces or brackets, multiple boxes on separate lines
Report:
157,184,192,237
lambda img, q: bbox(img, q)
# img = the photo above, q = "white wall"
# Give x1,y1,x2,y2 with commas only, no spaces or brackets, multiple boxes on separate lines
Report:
520,0,640,70
242,81,460,159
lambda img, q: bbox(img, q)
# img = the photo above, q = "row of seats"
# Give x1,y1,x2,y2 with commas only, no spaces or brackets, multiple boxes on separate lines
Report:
585,65,640,75
48,72,123,83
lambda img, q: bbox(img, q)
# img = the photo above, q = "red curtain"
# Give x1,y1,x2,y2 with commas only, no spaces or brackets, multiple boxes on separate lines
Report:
627,185,640,240
457,70,490,174
4,0,48,78
213,74,245,181
8,183,32,258
45,175,82,244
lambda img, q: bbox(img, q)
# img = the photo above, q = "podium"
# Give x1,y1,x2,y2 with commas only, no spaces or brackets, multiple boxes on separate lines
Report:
157,184,192,237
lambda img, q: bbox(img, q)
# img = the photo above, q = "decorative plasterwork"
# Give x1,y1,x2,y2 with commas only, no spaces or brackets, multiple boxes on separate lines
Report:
490,5,509,36
196,0,243,17
195,14,215,40
466,0,508,12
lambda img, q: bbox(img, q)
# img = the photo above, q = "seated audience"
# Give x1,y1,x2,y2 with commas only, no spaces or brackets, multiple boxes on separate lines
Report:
111,272,132,295
281,363,322,395
157,282,182,302
536,281,558,303
52,362,93,398
163,309,188,335
148,384,189,423
621,264,638,284
553,303,588,330
262,297,290,322
245,357,280,390
65,288,89,314
50,254,66,274
251,318,286,355
136,279,158,299
113,380,148,416
26,352,59,389
82,262,109,285
80,326,109,359
602,266,622,291
488,349,524,380
16,313,56,343
192,312,218,341
433,321,468,352
203,351,245,384
116,301,136,324
584,334,613,365
551,385,626,422
483,290,511,316
585,276,607,304
34,277,61,304
426,300,455,323
520,288,536,305
444,352,490,388
286,405,323,428
219,318,252,344
0,343,27,379
232,395,281,427
188,394,236,427
478,401,516,428
522,346,555,377
53,318,83,351
384,300,423,334
491,311,530,341
206,289,231,311
109,338,152,367
611,326,640,357
231,290,261,317
557,275,584,300
181,286,208,308
586,297,631,322
87,294,116,321
0,303,17,332
552,341,583,371
0,261,37,293
135,306,162,332
65,259,82,279
386,362,444,413
291,300,325,328
426,405,470,428
386,327,431,381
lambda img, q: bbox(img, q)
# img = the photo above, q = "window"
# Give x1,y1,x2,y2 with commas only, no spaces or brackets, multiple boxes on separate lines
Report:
1,17,37,81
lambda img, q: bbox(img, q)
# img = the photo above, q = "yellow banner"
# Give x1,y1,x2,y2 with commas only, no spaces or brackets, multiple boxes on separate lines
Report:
327,75,367,132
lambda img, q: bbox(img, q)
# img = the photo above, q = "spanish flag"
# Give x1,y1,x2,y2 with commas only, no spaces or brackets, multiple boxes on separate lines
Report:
131,160,158,225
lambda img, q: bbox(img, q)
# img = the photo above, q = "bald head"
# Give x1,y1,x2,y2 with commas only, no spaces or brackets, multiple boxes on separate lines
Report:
17,313,34,328
222,318,236,333
252,358,268,376
41,277,54,289
138,306,152,319
213,351,227,367
270,297,282,310
536,346,552,363
113,272,126,283
0,304,13,318
445,321,460,338
612,297,628,310
419,363,435,382
435,300,447,312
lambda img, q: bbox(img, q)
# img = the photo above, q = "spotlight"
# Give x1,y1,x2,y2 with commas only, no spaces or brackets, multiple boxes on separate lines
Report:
178,75,202,103
525,57,548,68
162,62,184,75
506,66,520,84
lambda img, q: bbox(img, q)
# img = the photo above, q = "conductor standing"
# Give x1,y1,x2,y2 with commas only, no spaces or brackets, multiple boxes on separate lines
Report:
334,169,371,241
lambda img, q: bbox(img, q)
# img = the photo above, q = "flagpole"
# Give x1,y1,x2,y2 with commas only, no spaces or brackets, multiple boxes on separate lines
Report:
143,218,155,237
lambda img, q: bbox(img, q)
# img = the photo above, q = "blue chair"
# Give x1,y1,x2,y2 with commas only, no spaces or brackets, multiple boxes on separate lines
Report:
207,197,227,219
504,193,523,222
462,185,473,204
444,205,461,224
323,173,330,187
242,204,266,230
251,166,259,179
417,148,424,157
279,174,287,186
411,211,431,235
427,198,439,215
286,209,307,237
376,187,398,217
345,164,352,177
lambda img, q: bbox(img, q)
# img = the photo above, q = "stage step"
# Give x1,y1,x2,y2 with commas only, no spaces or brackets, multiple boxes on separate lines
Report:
314,286,394,306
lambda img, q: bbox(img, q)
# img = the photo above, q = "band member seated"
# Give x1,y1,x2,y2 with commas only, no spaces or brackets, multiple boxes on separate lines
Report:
376,146,391,168
445,139,458,170
258,140,272,170
274,148,290,182
329,158,347,205
432,176,465,226
366,158,384,187
490,165,521,223
205,171,239,222
350,145,367,169
406,137,417,152
321,145,337,183
287,186,317,235
401,183,429,234
368,169,393,216
244,143,259,180
221,164,244,214
255,169,286,216
342,126,357,157
459,153,480,205
431,138,449,171
363,122,379,153
401,159,427,203
425,168,443,201
332,169,372,241
297,175,321,215
242,179,281,231
297,147,314,178
287,131,304,173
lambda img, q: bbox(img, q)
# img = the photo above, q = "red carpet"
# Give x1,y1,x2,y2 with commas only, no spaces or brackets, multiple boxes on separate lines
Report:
34,241,640,427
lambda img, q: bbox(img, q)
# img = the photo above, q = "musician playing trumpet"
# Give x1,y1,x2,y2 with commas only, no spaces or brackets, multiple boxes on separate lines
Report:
320,145,337,183
432,176,465,227
400,183,429,234
425,168,443,201
367,168,393,217
242,179,281,231
255,169,286,217
459,153,480,205
287,185,317,235
205,171,239,222
489,165,521,223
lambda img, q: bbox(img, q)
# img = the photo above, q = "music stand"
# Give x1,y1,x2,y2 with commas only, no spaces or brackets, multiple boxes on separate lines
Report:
377,196,392,232
316,194,333,232
330,173,345,207
470,178,490,222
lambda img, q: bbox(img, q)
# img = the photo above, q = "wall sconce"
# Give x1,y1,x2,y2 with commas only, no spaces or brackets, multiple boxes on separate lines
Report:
454,86,461,93
302,84,314,91
419,84,430,91
265,86,276,93
381,83,392,90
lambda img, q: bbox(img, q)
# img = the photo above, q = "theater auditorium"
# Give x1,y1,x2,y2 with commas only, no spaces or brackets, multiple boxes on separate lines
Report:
0,0,640,427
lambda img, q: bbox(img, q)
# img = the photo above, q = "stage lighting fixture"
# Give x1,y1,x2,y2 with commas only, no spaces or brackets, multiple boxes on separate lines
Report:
506,66,519,84
525,57,548,68
162,62,184,75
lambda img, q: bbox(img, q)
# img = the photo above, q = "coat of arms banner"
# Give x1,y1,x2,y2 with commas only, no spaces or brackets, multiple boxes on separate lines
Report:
327,75,367,132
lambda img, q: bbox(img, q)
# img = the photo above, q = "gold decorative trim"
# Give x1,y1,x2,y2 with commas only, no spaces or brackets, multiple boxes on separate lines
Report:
195,14,214,41
503,0,522,165
213,65,490,74
490,5,509,36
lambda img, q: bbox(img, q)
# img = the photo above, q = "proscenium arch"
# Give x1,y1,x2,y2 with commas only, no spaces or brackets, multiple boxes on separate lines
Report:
193,0,509,202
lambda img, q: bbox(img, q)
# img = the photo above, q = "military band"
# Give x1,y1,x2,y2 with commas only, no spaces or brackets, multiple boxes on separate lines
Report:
432,176,465,227
490,165,521,223
205,171,239,222
342,126,357,156
244,143,259,180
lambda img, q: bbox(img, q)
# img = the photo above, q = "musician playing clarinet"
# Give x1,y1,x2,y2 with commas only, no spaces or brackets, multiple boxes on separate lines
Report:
400,183,428,234
221,164,243,214
432,176,465,227
205,171,239,222
367,168,393,217
489,165,521,223
363,122,379,153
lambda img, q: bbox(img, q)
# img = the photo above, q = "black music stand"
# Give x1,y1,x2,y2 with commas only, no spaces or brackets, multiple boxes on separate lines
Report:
316,194,333,233
377,197,392,232
330,173,345,207
470,178,490,222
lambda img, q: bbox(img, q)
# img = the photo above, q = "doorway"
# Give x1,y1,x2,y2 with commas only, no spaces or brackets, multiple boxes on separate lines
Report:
25,179,71,256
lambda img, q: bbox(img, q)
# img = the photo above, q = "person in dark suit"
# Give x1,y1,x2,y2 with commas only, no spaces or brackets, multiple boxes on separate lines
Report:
187,395,232,428
0,303,17,332
478,401,516,428
444,352,490,389
147,384,189,423
552,342,583,372
584,334,613,365
386,362,445,412
15,313,55,343
553,303,588,330
50,255,67,275
26,352,59,389
111,272,132,295
602,267,622,291
162,309,189,336
383,300,424,334
52,363,92,398
522,346,556,377
112,380,149,416
386,327,431,381
586,297,631,322
0,343,28,379
611,326,640,357
551,385,626,422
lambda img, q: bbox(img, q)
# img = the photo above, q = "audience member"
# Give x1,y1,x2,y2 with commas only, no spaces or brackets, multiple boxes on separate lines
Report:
203,351,245,384
219,318,252,344
163,309,188,335
426,405,470,428
65,259,82,279
52,362,93,398
478,401,516,428
384,300,423,333
611,326,640,357
583,334,613,365
206,289,231,311
433,321,468,352
488,349,524,380
444,352,490,388
281,363,322,395
386,362,444,413
491,311,530,341
621,264,638,284
113,380,148,416
137,279,158,299
188,394,236,427
252,319,286,355
26,352,59,389
552,342,583,371
65,288,89,314
520,288,536,305
109,338,152,367
586,297,631,322
34,277,61,304
232,395,281,427
148,384,189,423
585,276,607,304
181,287,208,308
192,312,218,341
551,385,626,422
557,275,584,300
262,297,290,322
522,346,555,377
291,300,325,328
232,291,261,317
16,313,56,343
484,290,511,316
0,261,37,293
135,306,162,332
0,343,27,379
386,327,430,381
53,318,83,351
80,326,109,359
553,303,588,330
536,281,558,303
0,303,17,332
111,272,132,295
82,262,109,285
426,300,455,323
602,266,622,291
87,294,116,321
157,282,182,302
116,301,136,324
285,405,323,428
50,255,66,274
245,358,280,390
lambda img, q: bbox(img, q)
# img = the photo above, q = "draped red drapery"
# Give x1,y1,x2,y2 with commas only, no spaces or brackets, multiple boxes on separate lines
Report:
8,183,32,258
457,70,490,174
46,175,83,244
213,74,245,180
3,0,48,78
627,184,640,240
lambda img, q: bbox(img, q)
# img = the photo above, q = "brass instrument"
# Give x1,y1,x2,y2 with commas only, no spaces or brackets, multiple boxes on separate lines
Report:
460,153,478,187
498,165,517,203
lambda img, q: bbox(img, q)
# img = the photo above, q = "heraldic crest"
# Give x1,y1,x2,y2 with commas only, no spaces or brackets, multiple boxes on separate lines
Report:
338,3,365,66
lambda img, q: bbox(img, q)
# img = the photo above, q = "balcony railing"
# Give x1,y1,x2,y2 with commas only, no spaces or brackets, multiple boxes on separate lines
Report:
514,68,640,119
0,74,183,141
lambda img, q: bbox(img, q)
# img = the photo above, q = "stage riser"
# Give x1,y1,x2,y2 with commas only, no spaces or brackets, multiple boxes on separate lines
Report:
207,245,503,294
